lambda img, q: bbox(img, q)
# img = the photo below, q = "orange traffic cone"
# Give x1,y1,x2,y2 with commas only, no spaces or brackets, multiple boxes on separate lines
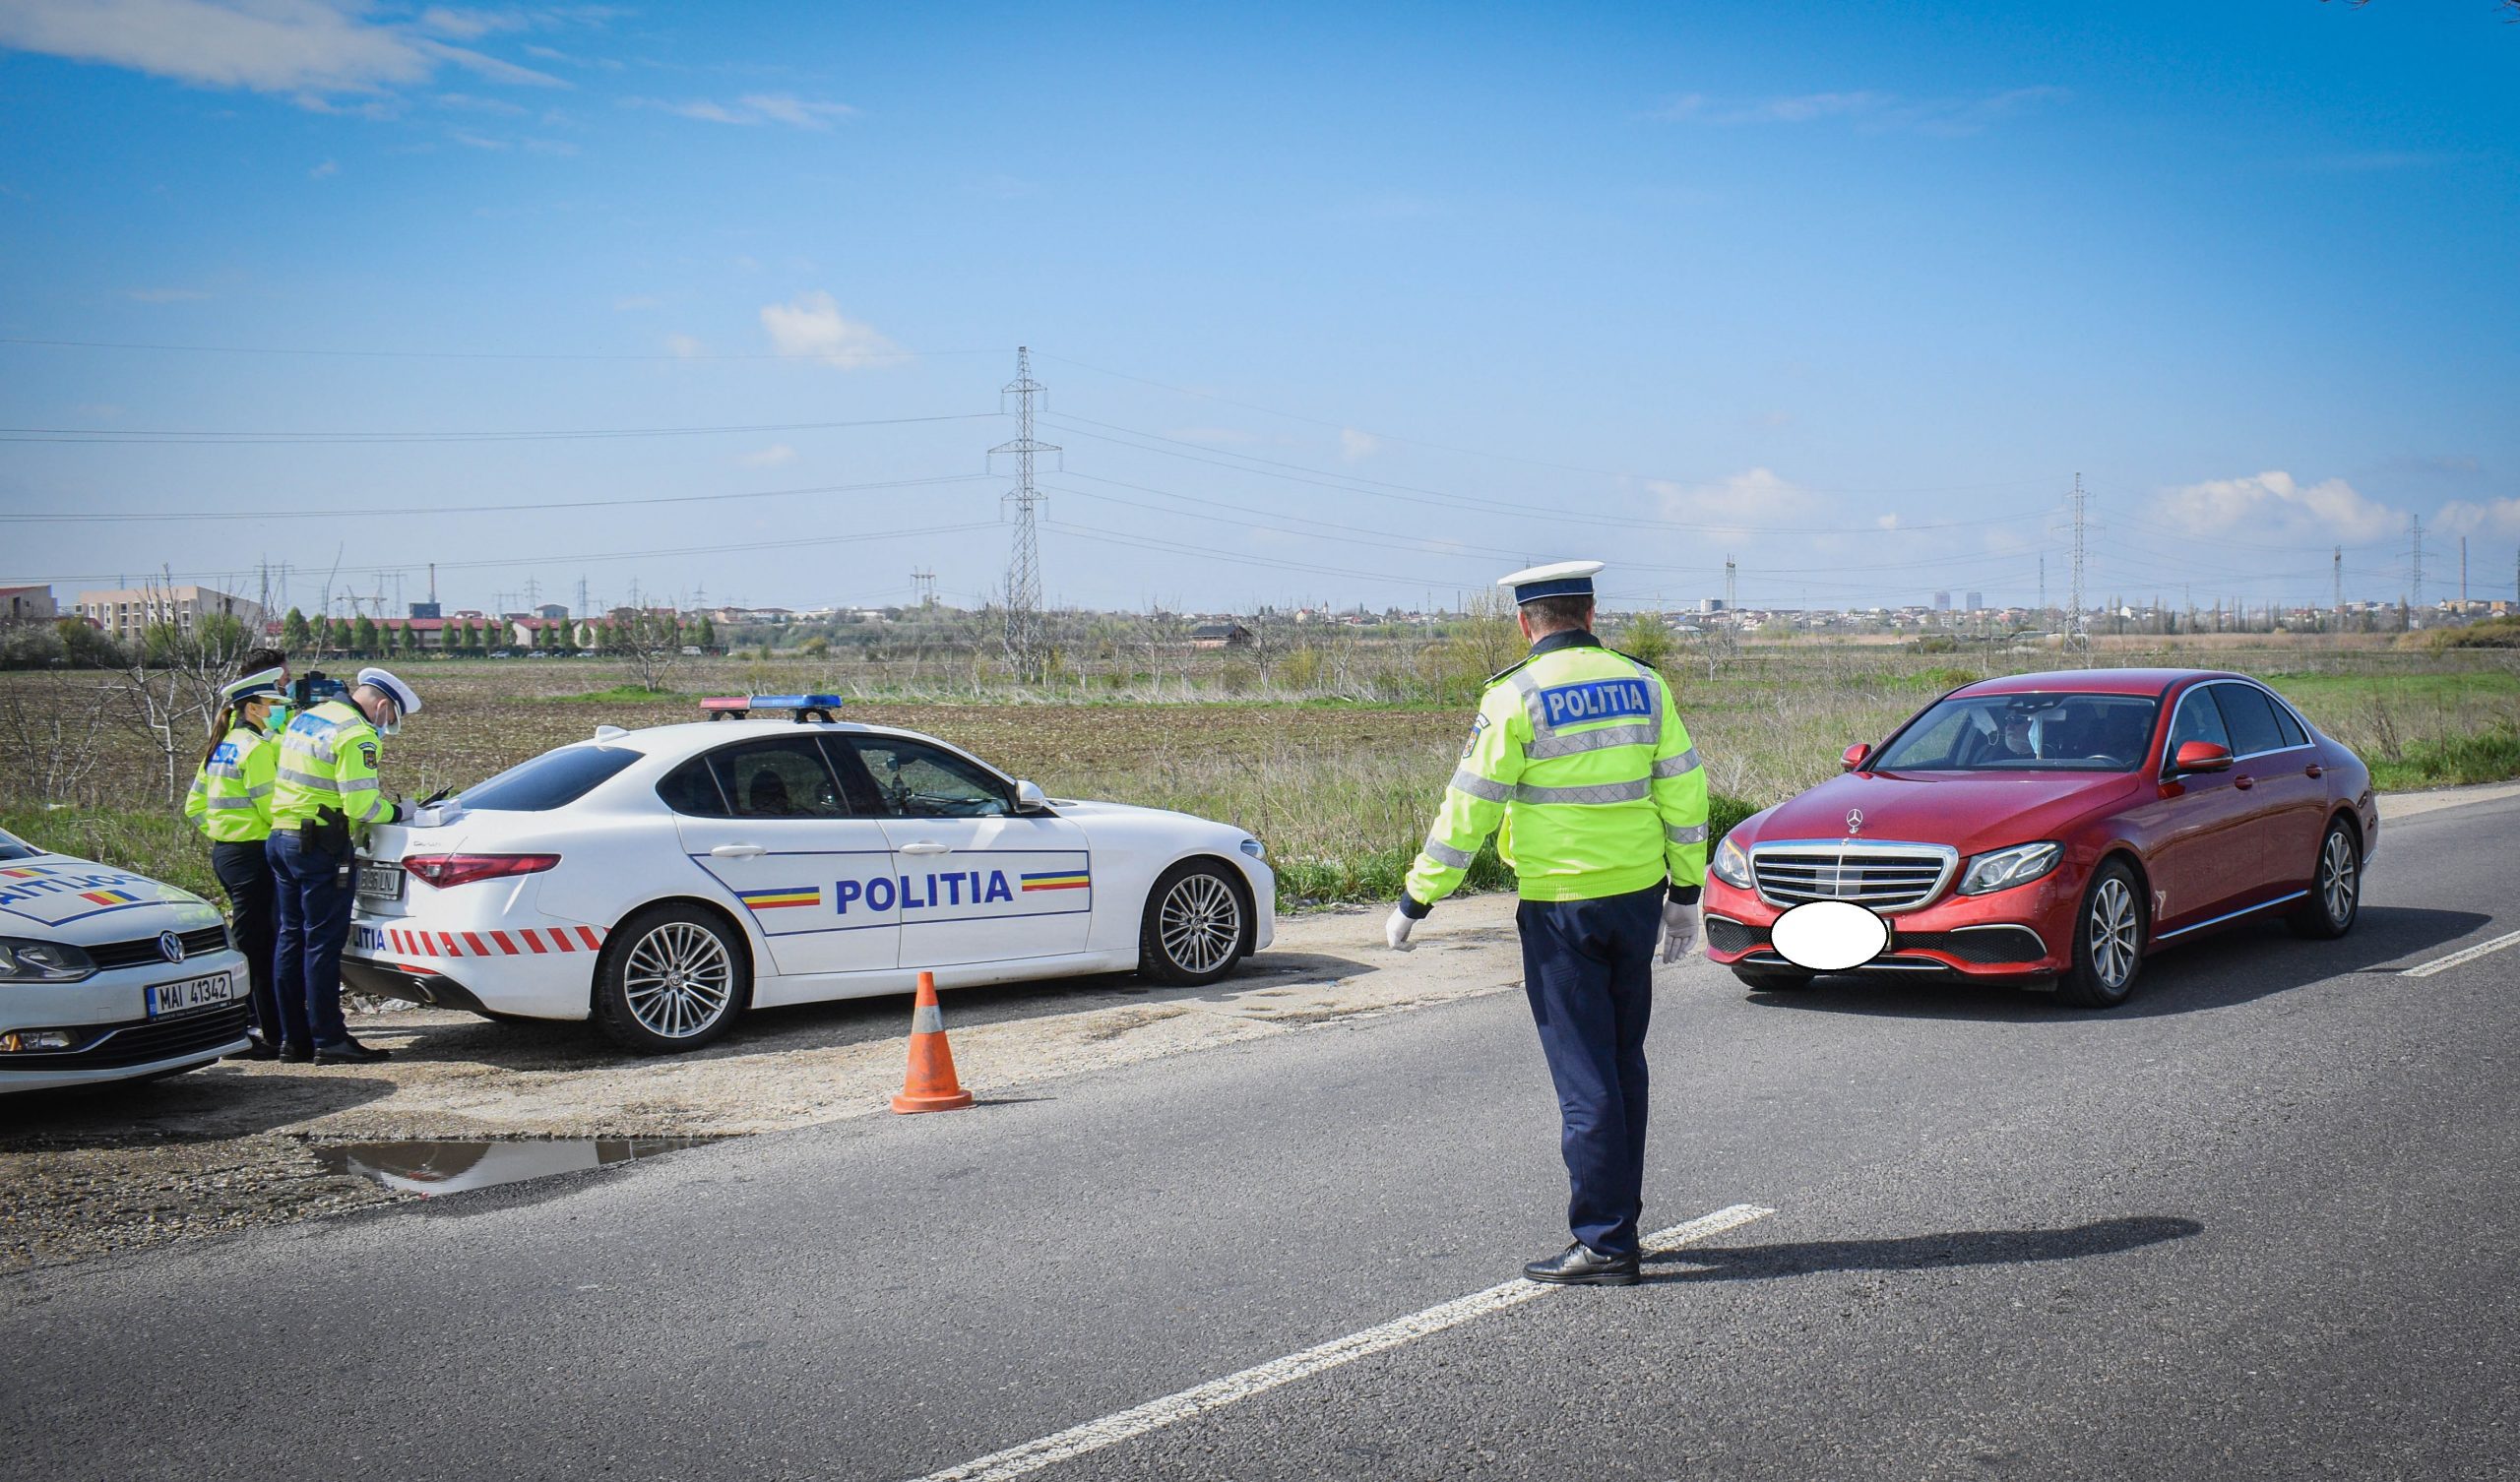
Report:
891,971,975,1113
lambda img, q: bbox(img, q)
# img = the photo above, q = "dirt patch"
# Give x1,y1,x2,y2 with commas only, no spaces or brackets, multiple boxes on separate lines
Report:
0,897,1527,1274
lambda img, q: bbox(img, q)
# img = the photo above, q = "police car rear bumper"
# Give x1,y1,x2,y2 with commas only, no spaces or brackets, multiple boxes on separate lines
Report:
337,957,492,1017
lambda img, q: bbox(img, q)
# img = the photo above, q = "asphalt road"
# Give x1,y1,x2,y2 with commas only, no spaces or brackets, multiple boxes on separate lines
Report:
5,794,2515,1482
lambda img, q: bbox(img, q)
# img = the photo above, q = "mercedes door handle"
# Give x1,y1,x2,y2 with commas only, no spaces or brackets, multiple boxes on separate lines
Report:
709,844,767,858
899,841,953,857
2233,774,2254,790
2304,764,2324,778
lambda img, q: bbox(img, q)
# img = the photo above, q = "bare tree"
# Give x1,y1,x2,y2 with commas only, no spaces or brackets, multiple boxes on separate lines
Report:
0,672,119,806
605,607,685,694
101,575,255,803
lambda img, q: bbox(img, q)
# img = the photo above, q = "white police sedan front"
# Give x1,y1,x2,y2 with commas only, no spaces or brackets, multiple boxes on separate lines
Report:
0,828,249,1093
341,697,1276,1054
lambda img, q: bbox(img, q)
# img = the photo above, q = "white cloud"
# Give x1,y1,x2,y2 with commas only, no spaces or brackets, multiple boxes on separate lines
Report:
416,7,527,41
449,129,508,150
2434,497,2520,540
631,93,856,130
1875,513,1900,530
1339,428,1380,462
0,0,566,99
611,293,660,311
1654,84,2066,137
124,286,209,301
2147,470,2403,545
435,90,527,114
308,156,338,177
758,291,901,368
738,444,797,468
664,333,705,358
1648,467,1826,534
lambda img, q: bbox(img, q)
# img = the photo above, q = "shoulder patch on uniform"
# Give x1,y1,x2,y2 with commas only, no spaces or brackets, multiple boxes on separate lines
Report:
1462,711,1490,759
210,741,238,765
359,743,378,769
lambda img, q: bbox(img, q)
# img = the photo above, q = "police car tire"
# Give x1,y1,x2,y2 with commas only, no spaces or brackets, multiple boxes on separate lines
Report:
1730,966,1815,991
592,902,753,1054
1138,860,1250,987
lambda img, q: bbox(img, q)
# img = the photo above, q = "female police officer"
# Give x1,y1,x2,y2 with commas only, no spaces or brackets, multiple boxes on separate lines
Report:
182,667,289,1058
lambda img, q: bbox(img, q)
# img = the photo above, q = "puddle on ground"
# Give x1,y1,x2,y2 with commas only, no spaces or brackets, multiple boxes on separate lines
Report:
312,1138,724,1198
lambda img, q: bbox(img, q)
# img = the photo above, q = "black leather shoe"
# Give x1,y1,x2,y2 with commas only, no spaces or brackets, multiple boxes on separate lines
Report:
1523,1243,1640,1286
313,1037,391,1064
230,1039,282,1062
278,1042,314,1064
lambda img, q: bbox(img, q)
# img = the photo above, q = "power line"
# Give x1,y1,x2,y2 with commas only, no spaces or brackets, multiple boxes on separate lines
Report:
0,336,1001,363
0,472,997,525
0,412,1002,446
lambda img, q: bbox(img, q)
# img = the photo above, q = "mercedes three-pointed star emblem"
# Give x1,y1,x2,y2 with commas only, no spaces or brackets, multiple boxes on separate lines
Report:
1844,808,1864,835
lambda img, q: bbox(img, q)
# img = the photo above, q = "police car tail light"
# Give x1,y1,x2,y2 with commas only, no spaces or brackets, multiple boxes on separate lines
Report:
404,854,562,889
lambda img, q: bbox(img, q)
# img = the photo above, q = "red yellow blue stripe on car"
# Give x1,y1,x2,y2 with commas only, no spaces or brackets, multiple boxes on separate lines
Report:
737,887,822,910
78,888,145,905
1020,870,1091,892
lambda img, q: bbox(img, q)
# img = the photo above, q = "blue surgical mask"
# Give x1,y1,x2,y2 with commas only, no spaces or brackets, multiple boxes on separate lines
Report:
262,703,292,736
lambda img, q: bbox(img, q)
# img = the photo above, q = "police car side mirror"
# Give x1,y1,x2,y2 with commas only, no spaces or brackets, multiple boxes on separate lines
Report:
1014,779,1050,814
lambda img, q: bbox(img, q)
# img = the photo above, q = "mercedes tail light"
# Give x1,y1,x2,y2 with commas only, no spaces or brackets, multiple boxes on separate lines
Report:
403,854,561,889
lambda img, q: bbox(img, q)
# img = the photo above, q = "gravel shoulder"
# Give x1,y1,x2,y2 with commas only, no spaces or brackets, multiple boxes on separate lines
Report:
0,896,1526,1274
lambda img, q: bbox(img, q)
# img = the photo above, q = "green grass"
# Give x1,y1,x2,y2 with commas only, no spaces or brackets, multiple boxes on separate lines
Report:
0,804,223,905
546,685,699,705
2366,726,2520,791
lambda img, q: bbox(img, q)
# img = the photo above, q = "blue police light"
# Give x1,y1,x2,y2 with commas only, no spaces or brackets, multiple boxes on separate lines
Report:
699,694,844,722
749,695,843,711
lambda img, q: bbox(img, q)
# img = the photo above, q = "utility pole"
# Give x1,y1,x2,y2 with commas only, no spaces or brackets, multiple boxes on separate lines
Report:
2411,515,2425,612
1724,555,1736,614
992,346,1057,681
2332,546,2342,633
2038,554,2046,623
2460,535,2468,610
2067,473,2088,653
575,577,590,619
911,569,938,608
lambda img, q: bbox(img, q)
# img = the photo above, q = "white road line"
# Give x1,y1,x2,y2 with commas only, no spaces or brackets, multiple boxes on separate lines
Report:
2402,927,2520,979
901,1202,1776,1482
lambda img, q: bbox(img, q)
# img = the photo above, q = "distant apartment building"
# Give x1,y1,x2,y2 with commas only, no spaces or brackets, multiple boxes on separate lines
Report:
1965,590,1984,612
1933,590,1952,612
0,584,57,625
74,585,264,643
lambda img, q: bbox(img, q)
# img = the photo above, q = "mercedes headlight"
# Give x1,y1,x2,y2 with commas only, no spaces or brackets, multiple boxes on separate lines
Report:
0,937,96,983
1710,834,1753,890
1957,841,2063,896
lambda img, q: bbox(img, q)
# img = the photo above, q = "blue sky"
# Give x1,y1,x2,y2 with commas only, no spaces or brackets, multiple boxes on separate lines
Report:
2,1,2513,616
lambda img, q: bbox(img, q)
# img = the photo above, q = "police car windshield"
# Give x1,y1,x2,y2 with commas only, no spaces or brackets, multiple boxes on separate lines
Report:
1871,693,2159,773
0,829,36,861
459,745,644,812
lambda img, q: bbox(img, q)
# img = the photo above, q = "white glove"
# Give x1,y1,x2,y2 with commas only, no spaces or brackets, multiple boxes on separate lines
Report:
1384,905,1418,952
1659,899,1700,963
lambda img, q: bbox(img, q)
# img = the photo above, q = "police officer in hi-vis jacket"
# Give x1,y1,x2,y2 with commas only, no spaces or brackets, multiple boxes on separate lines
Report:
1387,561,1710,1285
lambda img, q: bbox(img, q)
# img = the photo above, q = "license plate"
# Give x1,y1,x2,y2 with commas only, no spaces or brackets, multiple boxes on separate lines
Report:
146,971,239,1018
356,863,406,901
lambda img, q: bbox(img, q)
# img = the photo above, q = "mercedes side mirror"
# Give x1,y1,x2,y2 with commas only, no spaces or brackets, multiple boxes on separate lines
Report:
2171,740,2233,774
1841,743,1870,772
1014,779,1050,813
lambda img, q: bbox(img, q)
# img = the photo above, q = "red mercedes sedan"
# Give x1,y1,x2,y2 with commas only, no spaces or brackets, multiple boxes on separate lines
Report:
1702,668,2378,1008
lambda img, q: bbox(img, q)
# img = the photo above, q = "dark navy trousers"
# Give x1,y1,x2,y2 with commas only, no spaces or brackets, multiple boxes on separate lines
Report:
209,840,281,1047
1516,884,1663,1258
266,830,354,1049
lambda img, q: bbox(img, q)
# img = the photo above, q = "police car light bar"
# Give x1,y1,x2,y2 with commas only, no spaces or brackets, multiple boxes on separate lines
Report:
699,695,845,723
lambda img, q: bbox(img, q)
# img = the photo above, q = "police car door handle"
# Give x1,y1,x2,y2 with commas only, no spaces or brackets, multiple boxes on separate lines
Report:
710,843,767,858
899,841,953,857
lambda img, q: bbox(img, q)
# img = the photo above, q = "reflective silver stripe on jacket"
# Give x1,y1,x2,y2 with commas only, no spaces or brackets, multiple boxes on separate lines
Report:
1665,822,1708,844
276,765,340,793
206,762,249,781
1419,837,1476,871
1514,777,1653,806
204,795,261,810
1448,769,1515,803
1525,721,1658,760
339,776,380,793
1652,747,1702,778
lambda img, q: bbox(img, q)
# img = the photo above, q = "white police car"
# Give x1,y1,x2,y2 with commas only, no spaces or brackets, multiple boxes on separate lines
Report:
342,696,1277,1053
0,828,249,1092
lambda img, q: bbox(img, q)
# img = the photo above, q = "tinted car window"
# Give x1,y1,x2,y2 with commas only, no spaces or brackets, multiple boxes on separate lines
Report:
2270,698,2309,748
1872,694,2159,772
2210,685,2288,757
844,737,1012,817
656,756,730,816
0,829,37,861
2166,686,2233,759
459,745,643,812
706,737,852,819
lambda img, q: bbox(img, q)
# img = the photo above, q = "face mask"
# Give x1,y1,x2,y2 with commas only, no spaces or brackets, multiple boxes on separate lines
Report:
376,707,402,737
262,703,291,736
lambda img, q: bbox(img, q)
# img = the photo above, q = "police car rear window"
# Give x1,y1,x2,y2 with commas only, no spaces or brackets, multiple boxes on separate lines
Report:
459,746,643,812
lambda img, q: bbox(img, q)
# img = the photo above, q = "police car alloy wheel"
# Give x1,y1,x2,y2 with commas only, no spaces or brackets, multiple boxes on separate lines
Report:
2286,819,2361,941
2057,859,2144,1010
594,903,751,1053
1139,861,1247,986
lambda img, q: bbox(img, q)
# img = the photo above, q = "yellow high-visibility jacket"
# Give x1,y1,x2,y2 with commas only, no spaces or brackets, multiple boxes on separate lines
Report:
1405,631,1708,906
271,699,396,834
182,726,278,843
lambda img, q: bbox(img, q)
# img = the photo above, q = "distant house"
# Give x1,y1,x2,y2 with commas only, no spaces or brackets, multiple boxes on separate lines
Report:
0,585,56,625
1190,622,1254,649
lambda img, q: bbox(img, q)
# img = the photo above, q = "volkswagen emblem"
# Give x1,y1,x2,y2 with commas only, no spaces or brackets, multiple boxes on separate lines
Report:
158,930,185,964
1844,808,1864,835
